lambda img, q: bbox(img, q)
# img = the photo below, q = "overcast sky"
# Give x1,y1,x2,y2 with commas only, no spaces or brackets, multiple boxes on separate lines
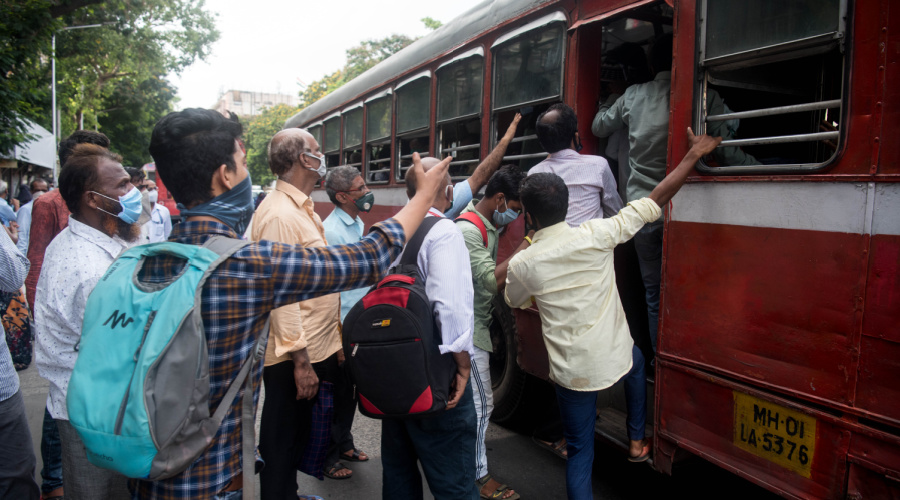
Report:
171,0,485,109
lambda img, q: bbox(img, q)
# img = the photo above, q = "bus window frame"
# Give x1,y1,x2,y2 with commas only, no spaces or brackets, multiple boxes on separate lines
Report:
342,103,364,172
365,91,393,185
489,15,568,170
395,73,433,182
436,51,485,181
322,113,342,173
694,0,849,175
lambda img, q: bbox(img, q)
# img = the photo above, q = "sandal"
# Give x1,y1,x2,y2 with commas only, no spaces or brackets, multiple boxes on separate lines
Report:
298,496,324,500
323,462,353,480
476,474,521,500
628,440,651,463
340,448,369,462
532,436,568,460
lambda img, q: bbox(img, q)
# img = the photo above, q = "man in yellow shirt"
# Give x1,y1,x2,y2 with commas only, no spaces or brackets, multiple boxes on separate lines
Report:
504,129,721,499
251,128,349,498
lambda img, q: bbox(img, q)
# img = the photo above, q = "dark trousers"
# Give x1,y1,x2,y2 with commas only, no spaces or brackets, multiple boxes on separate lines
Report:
333,362,357,458
259,360,315,500
259,353,343,500
40,406,64,494
0,391,40,500
381,383,479,500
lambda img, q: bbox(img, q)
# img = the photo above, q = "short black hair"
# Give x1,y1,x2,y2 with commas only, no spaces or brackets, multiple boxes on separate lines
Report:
520,173,568,228
536,103,578,154
650,33,673,75
58,130,110,168
149,108,243,207
124,167,145,185
59,143,123,215
484,165,526,201
29,178,48,192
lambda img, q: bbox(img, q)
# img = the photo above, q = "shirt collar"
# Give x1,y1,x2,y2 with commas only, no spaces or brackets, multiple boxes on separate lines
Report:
67,215,129,257
532,221,570,244
275,179,313,209
548,148,580,160
334,206,362,227
462,200,498,232
655,71,672,81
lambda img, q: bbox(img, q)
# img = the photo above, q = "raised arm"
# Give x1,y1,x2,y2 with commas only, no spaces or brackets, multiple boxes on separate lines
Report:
466,113,522,193
393,153,450,236
647,128,722,207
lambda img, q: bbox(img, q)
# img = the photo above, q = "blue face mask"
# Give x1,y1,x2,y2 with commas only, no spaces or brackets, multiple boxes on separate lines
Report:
492,197,519,227
92,186,143,224
177,174,254,236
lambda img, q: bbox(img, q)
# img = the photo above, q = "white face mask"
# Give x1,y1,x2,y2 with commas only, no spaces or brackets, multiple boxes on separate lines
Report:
302,152,327,178
147,190,158,204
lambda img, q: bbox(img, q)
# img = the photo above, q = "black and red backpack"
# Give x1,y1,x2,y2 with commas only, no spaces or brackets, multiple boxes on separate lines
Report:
342,216,456,419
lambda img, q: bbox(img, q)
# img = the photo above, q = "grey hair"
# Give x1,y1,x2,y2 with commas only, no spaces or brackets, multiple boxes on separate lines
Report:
325,165,361,205
0,180,7,195
267,129,308,177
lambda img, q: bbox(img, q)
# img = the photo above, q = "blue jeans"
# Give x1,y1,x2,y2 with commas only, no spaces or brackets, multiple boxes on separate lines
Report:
40,407,63,494
381,382,479,500
556,345,647,500
634,221,663,354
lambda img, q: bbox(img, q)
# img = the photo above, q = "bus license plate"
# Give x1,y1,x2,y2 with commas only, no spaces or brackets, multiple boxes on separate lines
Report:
733,391,817,478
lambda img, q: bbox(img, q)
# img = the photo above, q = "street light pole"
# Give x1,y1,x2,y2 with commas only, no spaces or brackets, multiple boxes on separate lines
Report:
51,22,112,180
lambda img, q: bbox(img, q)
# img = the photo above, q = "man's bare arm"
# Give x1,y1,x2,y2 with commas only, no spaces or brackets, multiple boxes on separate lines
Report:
648,128,722,208
466,113,522,193
445,351,472,409
495,229,534,291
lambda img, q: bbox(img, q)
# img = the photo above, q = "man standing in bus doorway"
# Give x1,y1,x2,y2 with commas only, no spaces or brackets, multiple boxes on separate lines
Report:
531,103,624,227
321,165,375,468
504,129,722,500
456,165,530,500
591,33,758,356
250,128,356,497
408,113,522,219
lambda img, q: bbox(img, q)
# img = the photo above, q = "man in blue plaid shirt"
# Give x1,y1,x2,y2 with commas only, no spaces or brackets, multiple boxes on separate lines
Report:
120,108,450,499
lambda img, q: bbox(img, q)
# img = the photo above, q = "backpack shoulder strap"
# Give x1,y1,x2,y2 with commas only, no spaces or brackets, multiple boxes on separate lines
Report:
455,212,488,248
399,216,442,267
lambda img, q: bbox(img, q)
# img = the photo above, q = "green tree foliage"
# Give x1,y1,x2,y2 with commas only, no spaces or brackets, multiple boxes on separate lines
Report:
298,18,443,110
0,0,217,165
421,17,443,31
0,0,61,154
243,103,302,187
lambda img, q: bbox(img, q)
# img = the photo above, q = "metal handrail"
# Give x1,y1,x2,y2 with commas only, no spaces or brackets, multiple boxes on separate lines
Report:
502,153,548,161
719,131,839,147
399,152,430,160
706,100,841,122
441,143,481,153
510,134,538,144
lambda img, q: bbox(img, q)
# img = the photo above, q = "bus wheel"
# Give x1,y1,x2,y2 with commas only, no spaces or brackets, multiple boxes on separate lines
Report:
489,296,549,427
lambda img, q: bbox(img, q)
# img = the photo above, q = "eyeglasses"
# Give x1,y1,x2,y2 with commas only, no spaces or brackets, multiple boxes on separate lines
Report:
341,185,369,193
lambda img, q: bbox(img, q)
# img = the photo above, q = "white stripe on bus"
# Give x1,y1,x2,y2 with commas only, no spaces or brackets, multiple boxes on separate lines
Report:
669,182,900,236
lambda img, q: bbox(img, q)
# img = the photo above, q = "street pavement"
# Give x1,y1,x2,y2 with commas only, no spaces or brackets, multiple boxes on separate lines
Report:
19,361,779,499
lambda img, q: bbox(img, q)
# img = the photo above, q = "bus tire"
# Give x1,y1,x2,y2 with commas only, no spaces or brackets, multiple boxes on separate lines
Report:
489,296,546,427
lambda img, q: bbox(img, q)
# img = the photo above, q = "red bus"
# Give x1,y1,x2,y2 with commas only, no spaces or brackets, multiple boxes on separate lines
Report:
142,162,181,221
285,0,900,497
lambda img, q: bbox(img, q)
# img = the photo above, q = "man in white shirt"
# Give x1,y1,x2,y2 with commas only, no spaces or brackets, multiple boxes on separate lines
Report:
14,178,48,254
35,144,142,499
142,180,172,243
505,129,721,499
382,160,478,500
530,103,623,227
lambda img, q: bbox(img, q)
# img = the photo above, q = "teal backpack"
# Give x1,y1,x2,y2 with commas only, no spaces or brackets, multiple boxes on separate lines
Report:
67,237,266,494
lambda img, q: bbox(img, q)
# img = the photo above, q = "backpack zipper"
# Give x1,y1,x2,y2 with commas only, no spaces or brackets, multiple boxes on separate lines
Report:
114,311,156,435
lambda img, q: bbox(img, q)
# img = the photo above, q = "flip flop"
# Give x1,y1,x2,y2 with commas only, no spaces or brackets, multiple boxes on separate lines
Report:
628,440,651,463
477,474,521,500
298,496,324,500
340,448,369,462
323,462,353,480
532,436,568,460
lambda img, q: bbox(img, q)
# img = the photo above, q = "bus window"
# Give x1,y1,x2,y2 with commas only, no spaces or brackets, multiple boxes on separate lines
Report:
323,116,341,172
437,50,483,180
307,124,322,147
366,95,392,184
491,13,566,171
697,0,845,173
395,74,431,181
342,105,363,172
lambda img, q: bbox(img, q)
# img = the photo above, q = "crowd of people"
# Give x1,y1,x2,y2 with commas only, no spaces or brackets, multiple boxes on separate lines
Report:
0,33,734,500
